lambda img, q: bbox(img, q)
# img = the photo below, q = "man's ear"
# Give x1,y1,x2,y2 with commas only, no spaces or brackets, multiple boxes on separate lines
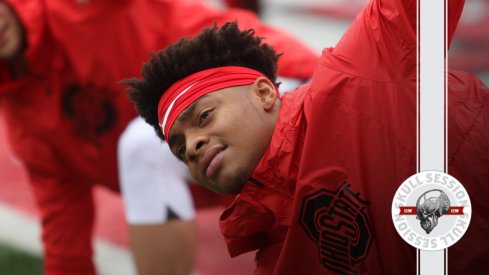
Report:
251,77,278,112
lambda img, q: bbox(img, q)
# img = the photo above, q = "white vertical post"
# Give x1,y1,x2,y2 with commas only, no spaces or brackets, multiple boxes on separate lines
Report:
418,0,447,273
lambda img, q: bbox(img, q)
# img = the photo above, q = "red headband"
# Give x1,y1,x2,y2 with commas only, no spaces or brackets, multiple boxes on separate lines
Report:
157,66,278,142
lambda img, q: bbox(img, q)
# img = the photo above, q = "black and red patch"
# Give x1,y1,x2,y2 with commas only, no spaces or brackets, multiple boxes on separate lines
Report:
62,83,116,140
299,182,373,274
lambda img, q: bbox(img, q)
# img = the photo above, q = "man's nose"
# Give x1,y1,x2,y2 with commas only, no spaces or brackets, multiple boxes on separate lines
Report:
186,135,208,161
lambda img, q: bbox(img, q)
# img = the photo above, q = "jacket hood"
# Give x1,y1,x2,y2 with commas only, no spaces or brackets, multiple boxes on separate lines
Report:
6,0,47,69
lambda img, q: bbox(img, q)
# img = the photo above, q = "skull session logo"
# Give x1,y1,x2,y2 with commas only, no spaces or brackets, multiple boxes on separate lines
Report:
415,189,453,234
391,171,471,250
299,182,373,274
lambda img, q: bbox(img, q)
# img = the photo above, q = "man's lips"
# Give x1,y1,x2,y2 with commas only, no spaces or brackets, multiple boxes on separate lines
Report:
199,144,226,178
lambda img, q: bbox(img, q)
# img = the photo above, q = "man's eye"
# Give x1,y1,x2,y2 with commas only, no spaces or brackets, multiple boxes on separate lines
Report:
199,109,212,126
177,146,186,158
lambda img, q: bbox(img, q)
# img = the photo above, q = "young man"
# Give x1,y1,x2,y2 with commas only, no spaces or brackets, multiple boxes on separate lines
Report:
1,0,317,274
124,0,489,274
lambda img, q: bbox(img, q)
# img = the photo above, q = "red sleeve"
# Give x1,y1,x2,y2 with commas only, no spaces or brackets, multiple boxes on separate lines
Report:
165,0,318,81
447,0,465,49
323,0,464,81
373,0,464,48
374,0,464,49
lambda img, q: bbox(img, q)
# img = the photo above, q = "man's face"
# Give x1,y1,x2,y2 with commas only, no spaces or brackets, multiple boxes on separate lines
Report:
168,78,280,195
0,2,24,60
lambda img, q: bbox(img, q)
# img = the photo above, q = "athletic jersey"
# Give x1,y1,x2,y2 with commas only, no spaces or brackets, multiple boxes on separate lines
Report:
219,0,489,274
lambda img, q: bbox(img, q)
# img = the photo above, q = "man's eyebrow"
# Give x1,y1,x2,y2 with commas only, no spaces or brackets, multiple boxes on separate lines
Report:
168,95,208,149
178,96,207,122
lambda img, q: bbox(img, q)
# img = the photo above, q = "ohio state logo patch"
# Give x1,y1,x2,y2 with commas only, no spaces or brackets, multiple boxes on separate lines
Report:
299,182,373,274
62,83,117,140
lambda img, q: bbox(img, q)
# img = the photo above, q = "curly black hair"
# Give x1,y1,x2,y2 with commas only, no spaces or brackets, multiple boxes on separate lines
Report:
122,22,281,141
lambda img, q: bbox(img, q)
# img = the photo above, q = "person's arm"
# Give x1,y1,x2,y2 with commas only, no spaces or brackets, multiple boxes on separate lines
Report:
164,0,318,81
118,118,197,275
372,0,463,49
327,0,464,81
446,0,465,49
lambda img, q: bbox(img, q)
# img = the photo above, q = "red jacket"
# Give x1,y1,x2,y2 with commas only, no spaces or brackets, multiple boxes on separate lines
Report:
0,0,99,180
1,0,318,188
220,0,489,274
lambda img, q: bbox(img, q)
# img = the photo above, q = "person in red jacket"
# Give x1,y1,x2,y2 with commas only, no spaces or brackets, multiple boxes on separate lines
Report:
0,0,318,274
124,0,489,273
1,1,136,274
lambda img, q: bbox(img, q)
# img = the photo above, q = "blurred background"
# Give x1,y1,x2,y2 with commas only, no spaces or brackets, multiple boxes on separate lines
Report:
0,0,487,274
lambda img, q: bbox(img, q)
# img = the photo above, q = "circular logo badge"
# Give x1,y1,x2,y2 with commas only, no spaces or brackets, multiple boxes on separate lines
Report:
391,171,471,250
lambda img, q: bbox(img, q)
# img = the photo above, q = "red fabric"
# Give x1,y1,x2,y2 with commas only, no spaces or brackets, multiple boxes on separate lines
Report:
30,173,96,275
220,0,489,274
44,0,317,85
158,66,277,140
223,0,260,14
1,0,318,274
